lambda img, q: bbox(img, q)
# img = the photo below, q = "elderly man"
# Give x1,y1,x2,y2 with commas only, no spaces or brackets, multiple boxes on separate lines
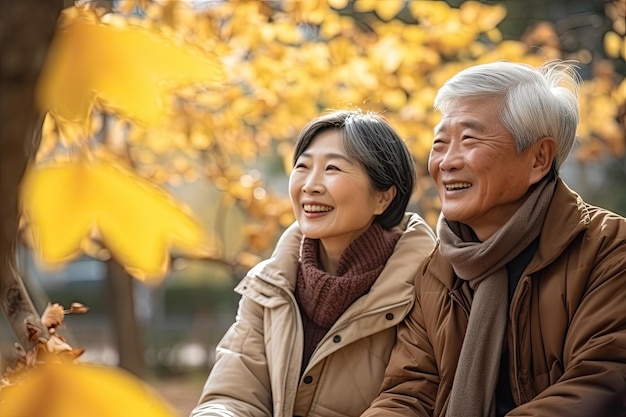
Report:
362,60,626,417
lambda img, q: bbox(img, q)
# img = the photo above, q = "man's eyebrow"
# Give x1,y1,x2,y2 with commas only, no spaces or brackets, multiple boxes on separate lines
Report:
460,120,487,133
433,119,487,135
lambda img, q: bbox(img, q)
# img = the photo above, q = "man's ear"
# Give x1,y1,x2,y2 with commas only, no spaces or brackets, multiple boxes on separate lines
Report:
375,185,397,215
530,137,557,184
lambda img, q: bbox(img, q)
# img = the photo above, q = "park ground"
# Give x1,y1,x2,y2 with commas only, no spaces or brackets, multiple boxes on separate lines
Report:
154,373,206,417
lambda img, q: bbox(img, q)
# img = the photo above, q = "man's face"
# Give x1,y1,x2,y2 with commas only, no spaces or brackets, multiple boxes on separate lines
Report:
428,97,542,241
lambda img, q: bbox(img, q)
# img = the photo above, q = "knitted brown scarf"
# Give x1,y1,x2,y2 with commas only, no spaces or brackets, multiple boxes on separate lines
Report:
439,174,556,417
296,223,402,368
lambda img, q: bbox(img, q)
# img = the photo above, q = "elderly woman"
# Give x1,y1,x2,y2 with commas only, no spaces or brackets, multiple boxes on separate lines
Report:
190,109,436,417
362,60,626,417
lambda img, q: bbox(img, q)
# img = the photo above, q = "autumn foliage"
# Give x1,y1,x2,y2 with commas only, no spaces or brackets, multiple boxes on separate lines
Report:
21,0,625,283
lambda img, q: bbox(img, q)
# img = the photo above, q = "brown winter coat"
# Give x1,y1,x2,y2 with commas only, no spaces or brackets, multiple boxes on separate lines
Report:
363,179,626,417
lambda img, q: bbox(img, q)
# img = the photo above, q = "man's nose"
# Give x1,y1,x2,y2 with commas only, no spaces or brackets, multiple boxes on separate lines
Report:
438,144,463,171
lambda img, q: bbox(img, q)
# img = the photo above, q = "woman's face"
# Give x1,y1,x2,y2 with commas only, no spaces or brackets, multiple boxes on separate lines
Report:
289,129,393,256
428,97,545,241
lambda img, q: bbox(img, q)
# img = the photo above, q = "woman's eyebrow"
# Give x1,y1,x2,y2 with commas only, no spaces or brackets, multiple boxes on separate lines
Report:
299,151,354,164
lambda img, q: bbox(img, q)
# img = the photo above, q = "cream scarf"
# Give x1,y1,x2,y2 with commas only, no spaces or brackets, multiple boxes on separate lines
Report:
440,174,556,417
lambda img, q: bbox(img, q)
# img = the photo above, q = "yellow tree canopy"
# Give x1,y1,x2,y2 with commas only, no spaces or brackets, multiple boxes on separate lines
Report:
24,0,626,281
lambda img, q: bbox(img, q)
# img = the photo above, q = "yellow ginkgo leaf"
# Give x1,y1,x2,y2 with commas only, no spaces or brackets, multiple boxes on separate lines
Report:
36,8,224,133
460,1,507,32
328,0,350,9
374,0,405,21
604,31,624,59
381,88,408,110
0,362,178,417
354,0,377,13
20,154,210,281
408,1,452,25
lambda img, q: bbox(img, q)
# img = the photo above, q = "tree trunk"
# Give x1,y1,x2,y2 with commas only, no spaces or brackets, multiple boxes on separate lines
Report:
0,0,63,349
105,259,146,378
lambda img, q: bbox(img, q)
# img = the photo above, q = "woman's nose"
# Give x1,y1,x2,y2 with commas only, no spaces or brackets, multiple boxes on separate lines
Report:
302,173,323,194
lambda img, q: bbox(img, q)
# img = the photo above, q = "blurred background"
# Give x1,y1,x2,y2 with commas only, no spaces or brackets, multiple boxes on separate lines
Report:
0,0,624,415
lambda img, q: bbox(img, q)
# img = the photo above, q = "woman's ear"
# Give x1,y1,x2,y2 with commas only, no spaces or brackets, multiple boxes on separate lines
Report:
374,185,397,215
530,137,557,184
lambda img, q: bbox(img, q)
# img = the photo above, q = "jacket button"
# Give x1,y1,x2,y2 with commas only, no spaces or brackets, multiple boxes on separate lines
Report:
303,376,313,384
333,335,341,343
385,313,394,320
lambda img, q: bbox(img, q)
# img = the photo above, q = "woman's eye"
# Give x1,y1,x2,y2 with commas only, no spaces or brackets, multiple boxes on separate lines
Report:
326,164,340,171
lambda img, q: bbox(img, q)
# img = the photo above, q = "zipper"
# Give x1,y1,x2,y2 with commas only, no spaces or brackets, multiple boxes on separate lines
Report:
448,290,470,318
251,274,301,417
278,284,301,417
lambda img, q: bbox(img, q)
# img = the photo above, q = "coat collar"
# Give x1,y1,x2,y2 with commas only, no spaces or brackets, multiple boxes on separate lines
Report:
246,213,435,312
428,178,590,290
526,178,589,273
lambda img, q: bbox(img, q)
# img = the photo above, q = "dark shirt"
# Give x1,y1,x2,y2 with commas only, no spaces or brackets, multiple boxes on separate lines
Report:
495,237,539,417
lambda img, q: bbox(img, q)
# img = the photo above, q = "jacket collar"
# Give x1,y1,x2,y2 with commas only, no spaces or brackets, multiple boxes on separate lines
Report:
247,213,433,311
526,178,589,273
247,221,302,291
429,178,590,290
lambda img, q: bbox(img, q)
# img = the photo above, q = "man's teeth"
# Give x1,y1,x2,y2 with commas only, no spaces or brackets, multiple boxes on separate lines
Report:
303,204,333,212
445,183,472,191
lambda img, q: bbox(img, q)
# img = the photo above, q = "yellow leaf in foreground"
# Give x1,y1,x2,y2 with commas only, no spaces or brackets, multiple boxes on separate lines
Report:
21,156,209,281
37,8,225,130
0,362,177,417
